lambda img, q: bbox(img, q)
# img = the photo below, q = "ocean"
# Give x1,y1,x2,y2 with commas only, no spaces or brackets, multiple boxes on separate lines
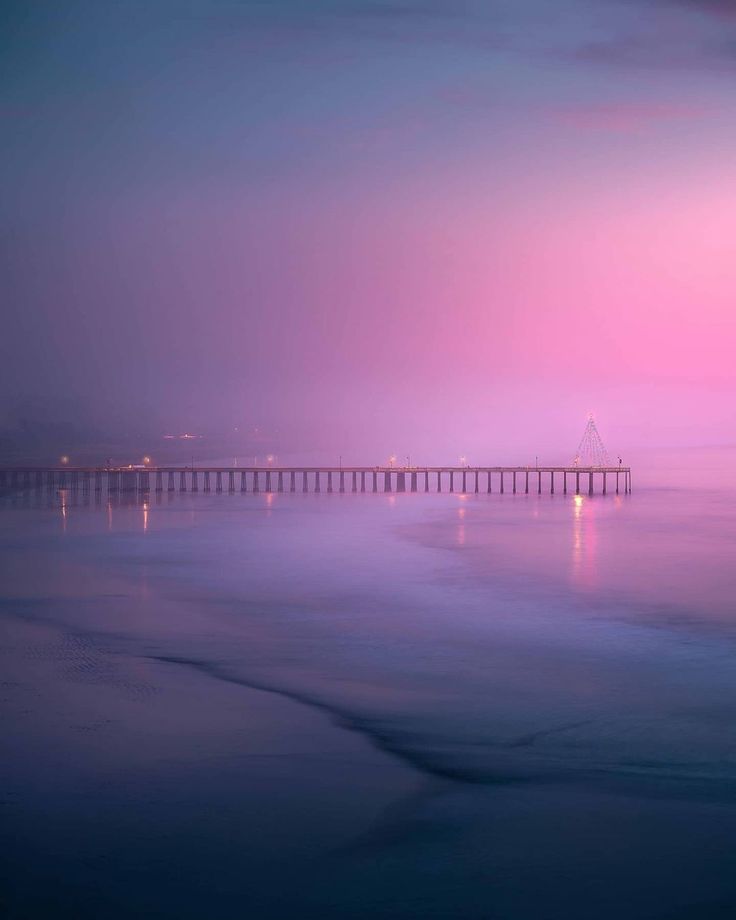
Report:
2,449,736,919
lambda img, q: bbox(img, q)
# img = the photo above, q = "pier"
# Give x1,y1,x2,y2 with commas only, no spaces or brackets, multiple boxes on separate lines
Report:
0,466,631,496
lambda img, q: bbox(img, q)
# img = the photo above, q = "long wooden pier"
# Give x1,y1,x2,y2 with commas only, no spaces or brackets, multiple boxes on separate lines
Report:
0,466,631,496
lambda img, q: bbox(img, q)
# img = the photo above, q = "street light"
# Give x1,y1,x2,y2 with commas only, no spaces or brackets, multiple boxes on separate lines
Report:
459,455,466,467
389,455,396,468
60,455,69,465
143,456,151,465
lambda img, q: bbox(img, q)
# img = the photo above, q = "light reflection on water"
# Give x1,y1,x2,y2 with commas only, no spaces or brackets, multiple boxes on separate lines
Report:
456,504,466,546
571,493,597,590
59,488,68,534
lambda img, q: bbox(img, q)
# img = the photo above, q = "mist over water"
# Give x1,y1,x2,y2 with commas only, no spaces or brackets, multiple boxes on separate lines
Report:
3,448,736,917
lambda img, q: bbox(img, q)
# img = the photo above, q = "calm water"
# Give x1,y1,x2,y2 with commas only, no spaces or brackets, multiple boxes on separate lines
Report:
2,451,736,919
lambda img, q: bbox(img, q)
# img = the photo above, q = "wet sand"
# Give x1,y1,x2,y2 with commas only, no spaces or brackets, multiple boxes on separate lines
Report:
1,610,424,919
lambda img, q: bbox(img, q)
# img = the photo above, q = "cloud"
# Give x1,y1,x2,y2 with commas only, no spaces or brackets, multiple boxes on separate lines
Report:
549,100,708,131
322,0,470,21
196,0,511,56
321,1,736,74
212,0,478,35
568,26,736,72
667,0,736,19
570,36,724,70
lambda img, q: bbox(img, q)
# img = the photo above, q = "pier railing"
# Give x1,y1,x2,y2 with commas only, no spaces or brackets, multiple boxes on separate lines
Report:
0,466,631,496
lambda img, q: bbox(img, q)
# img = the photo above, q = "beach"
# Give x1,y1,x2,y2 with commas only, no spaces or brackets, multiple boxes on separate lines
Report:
3,457,736,918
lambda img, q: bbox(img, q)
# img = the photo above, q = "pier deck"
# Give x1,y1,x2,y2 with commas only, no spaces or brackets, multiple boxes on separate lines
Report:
0,466,631,496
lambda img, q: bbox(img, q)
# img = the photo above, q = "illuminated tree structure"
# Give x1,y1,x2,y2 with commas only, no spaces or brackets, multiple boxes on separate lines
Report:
573,414,610,467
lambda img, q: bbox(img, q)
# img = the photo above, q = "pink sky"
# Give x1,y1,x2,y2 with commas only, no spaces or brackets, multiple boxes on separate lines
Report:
2,0,735,462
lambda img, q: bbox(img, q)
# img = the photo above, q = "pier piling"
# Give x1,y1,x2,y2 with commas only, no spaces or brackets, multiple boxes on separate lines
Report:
1,465,632,501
